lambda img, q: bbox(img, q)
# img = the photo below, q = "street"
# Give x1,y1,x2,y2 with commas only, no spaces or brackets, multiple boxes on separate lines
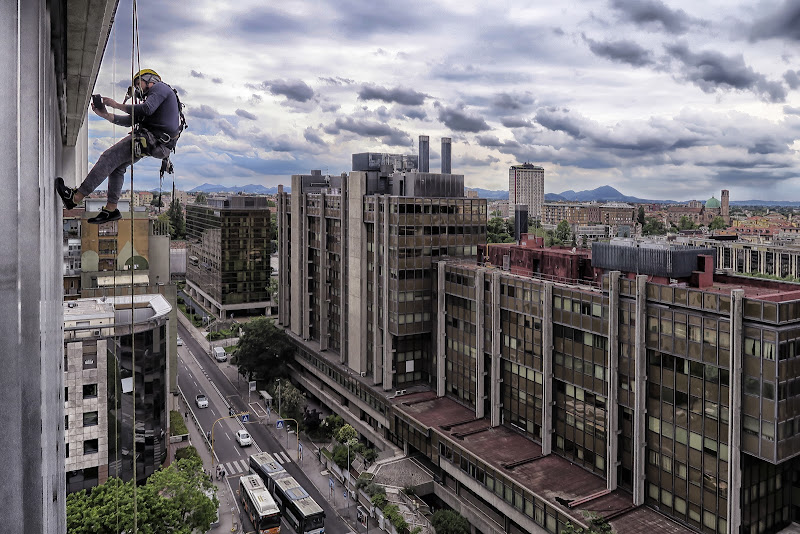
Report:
177,322,355,534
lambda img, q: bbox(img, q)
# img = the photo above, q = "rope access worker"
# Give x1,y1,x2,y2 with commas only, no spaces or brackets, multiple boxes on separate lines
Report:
56,69,184,223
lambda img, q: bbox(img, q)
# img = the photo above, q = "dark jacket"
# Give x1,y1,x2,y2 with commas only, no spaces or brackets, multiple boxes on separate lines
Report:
112,81,180,137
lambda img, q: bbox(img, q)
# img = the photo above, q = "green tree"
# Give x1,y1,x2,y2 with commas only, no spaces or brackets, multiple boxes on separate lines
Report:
642,217,667,236
335,423,358,444
234,317,293,382
555,220,571,244
487,217,512,243
709,216,727,230
432,509,470,534
175,445,200,462
166,200,186,240
561,514,612,534
266,277,279,302
274,379,306,422
195,192,208,205
150,196,164,208
66,458,217,534
678,216,695,231
637,206,646,226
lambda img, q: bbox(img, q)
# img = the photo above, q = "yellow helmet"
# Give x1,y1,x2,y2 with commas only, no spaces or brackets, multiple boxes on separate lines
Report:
133,69,161,84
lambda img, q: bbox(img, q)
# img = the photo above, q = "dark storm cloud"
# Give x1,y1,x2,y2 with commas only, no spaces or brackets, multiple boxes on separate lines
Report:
319,76,355,86
665,43,787,102
256,79,315,103
492,92,535,111
304,128,326,146
398,107,427,120
501,117,534,128
750,1,800,42
458,154,501,167
784,106,800,115
330,0,433,36
583,36,654,67
188,104,219,119
436,104,491,133
747,138,790,155
784,70,800,90
534,108,585,139
190,70,206,79
212,78,223,84
610,0,698,34
235,109,258,121
217,119,238,139
233,6,306,36
324,117,410,146
475,135,522,150
712,169,794,187
358,85,427,106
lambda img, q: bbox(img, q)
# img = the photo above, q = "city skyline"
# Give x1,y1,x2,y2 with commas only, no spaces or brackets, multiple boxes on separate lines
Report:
90,0,800,200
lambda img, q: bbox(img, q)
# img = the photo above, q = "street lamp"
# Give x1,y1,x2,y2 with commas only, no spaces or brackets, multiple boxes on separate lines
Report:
275,378,282,417
346,438,358,515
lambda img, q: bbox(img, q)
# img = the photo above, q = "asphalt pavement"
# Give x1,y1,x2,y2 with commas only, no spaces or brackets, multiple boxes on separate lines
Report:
175,312,365,534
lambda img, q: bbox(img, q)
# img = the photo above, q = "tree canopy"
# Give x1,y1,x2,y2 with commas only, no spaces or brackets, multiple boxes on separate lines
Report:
195,192,207,204
554,220,571,245
487,217,514,243
234,317,294,382
677,216,696,231
642,217,667,236
432,509,470,534
709,216,727,230
637,206,646,226
66,458,217,534
167,200,186,240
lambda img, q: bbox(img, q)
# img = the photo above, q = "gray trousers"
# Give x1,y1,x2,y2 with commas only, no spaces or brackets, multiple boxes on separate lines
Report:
78,132,170,205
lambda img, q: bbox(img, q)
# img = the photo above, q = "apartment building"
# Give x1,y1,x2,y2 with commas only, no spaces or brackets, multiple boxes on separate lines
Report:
279,166,800,534
185,195,272,318
509,163,545,222
63,295,171,492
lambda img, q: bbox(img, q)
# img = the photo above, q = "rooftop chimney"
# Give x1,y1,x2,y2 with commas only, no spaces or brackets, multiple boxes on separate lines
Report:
419,135,429,172
441,137,451,174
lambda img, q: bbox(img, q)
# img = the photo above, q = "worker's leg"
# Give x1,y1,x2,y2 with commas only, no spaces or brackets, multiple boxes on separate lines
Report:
76,134,138,203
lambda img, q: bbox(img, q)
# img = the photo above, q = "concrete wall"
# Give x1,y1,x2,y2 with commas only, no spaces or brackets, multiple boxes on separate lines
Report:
0,1,115,531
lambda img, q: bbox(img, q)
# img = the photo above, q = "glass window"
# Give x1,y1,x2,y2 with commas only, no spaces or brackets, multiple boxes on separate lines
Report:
82,411,98,427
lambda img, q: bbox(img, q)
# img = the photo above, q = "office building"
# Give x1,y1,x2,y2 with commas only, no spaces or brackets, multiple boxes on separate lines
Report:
63,209,84,300
185,195,272,318
1,2,115,531
279,161,800,534
277,143,487,388
509,163,545,222
64,295,171,492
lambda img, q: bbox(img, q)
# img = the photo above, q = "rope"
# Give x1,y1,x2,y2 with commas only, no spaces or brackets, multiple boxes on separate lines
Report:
111,21,121,534
129,0,141,530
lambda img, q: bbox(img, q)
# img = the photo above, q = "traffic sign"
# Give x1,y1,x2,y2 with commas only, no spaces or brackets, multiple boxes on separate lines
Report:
276,419,284,429
343,490,348,499
241,413,250,423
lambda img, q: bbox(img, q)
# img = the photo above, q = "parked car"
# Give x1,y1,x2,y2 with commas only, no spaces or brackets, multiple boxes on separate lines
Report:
195,394,209,408
177,336,184,346
235,429,252,447
213,346,227,362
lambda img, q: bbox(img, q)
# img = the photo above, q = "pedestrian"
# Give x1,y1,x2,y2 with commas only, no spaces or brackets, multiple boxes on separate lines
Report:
184,411,188,419
55,69,185,223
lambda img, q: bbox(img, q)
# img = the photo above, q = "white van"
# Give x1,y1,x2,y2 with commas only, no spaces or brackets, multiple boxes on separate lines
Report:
212,346,227,362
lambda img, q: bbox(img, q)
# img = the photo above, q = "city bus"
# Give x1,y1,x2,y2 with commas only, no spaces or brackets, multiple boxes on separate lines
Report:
239,474,282,534
249,452,326,534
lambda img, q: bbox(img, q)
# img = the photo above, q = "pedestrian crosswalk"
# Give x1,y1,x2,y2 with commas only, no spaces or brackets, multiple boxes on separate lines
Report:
219,451,292,477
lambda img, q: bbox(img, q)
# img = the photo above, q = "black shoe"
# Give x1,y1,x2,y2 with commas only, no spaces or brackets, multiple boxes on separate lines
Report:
55,177,77,209
87,207,121,224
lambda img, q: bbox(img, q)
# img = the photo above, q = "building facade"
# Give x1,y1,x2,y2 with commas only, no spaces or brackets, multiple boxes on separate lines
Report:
509,163,545,222
1,1,114,531
277,147,487,390
64,295,171,492
185,196,272,318
279,193,800,534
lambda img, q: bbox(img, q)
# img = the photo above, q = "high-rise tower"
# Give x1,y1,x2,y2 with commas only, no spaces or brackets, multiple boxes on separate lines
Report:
419,135,429,172
509,163,545,222
441,137,451,174
721,189,730,224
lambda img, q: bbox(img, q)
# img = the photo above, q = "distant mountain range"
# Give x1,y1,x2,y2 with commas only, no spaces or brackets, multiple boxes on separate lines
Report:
475,185,800,207
187,183,287,194
181,183,798,206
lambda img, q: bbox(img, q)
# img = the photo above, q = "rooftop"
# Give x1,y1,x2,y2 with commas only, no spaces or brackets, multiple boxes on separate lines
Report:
395,392,693,534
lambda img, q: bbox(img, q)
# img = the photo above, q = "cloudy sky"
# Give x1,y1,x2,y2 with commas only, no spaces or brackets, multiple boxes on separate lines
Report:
89,0,800,201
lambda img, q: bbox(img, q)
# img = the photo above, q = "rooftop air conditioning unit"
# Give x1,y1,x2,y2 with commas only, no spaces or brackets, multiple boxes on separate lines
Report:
92,330,101,336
